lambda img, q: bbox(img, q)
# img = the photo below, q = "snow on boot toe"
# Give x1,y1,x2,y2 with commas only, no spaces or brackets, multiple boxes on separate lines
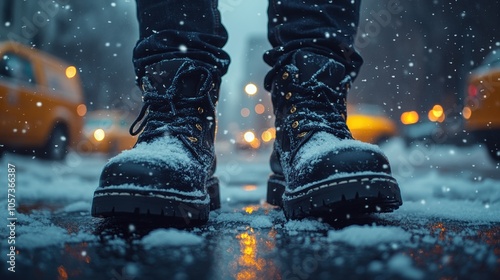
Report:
265,51,403,220
91,59,221,225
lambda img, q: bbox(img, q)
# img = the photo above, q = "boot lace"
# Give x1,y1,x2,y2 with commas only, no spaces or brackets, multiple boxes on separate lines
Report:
282,78,353,140
129,70,215,143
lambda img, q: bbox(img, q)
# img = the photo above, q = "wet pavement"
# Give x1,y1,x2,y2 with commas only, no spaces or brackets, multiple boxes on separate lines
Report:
7,202,500,280
1,142,500,280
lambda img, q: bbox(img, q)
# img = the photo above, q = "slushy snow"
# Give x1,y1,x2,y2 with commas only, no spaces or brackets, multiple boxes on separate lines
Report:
141,229,204,249
326,225,411,246
0,138,498,275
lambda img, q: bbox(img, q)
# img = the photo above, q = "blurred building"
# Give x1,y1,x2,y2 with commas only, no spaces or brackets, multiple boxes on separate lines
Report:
0,0,59,46
218,35,274,147
0,0,140,112
354,0,500,128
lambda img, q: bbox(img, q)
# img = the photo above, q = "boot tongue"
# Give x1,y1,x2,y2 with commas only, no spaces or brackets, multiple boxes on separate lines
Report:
292,51,345,89
144,60,206,98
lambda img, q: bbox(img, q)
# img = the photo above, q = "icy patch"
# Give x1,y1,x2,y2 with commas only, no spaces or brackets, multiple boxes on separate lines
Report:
17,226,96,249
213,213,282,228
220,184,267,205
213,203,285,226
214,212,259,225
326,225,411,246
250,216,273,228
9,211,97,249
284,219,330,231
387,200,500,223
60,201,91,213
141,229,203,249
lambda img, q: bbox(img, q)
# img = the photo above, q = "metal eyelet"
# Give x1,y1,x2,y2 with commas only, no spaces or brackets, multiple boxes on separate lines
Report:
291,121,299,129
341,113,346,120
141,83,146,92
198,107,204,114
282,72,289,80
285,92,292,100
196,124,203,131
297,131,308,138
290,105,296,113
187,137,198,143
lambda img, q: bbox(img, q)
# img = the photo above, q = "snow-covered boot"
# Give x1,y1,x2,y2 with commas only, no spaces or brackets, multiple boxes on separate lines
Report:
91,59,220,225
266,51,403,220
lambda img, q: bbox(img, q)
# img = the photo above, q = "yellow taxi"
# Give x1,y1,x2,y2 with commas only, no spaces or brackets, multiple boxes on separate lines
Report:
463,50,500,161
347,104,397,144
78,110,137,155
0,41,86,160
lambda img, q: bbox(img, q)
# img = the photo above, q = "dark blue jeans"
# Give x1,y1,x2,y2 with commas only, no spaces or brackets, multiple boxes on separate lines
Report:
133,0,363,87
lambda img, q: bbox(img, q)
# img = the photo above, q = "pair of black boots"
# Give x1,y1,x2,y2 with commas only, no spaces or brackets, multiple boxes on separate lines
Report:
91,51,402,224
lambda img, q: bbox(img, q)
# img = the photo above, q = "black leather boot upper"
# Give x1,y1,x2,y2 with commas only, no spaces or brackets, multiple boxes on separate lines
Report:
269,51,393,192
97,59,220,194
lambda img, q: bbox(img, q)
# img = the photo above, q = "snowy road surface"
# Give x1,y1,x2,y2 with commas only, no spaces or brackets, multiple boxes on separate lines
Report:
0,139,499,280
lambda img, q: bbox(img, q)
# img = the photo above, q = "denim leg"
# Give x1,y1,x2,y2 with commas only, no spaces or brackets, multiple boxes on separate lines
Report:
264,0,363,89
133,0,230,82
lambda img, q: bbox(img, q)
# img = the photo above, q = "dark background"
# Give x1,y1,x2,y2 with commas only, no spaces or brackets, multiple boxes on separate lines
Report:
1,0,499,122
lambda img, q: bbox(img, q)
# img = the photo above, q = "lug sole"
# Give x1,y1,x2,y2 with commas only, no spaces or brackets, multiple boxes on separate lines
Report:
267,174,403,220
91,178,220,225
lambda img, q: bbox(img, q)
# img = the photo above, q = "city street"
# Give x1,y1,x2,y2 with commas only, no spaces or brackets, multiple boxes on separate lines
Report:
1,1,500,280
1,139,499,280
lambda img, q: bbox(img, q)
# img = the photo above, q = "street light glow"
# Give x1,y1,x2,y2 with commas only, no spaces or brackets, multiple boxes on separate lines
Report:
93,129,105,141
244,83,258,95
243,131,255,143
429,105,445,122
66,66,77,79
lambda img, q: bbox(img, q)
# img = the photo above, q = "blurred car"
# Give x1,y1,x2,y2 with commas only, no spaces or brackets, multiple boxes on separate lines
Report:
79,110,137,155
0,41,86,160
347,104,397,144
463,49,500,161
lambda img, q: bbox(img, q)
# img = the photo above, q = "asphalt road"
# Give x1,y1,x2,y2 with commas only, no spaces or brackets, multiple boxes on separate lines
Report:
6,202,500,280
1,142,499,280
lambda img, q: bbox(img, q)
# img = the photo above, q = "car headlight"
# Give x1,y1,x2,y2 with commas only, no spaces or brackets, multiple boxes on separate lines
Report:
93,129,105,141
400,111,419,125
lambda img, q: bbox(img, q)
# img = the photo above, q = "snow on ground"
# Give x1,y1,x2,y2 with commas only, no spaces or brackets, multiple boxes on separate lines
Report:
141,229,204,249
0,138,499,253
6,153,104,203
326,225,411,246
386,254,425,280
382,139,500,225
0,153,104,250
11,210,97,249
